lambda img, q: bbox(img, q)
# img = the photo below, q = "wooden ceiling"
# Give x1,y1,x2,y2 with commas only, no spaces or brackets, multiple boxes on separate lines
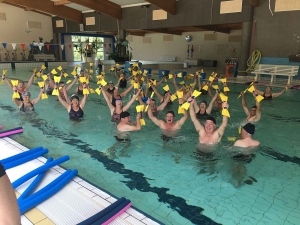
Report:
2,0,244,35
98,23,243,36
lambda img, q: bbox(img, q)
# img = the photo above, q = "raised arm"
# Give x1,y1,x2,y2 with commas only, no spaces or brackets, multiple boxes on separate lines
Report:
147,99,164,128
176,99,188,128
254,94,261,121
241,92,250,117
254,86,264,95
197,75,202,91
114,68,119,79
157,93,170,111
31,89,43,105
66,76,78,91
150,83,163,102
3,76,13,90
189,98,204,133
80,94,88,110
206,91,218,114
216,102,229,137
101,86,115,114
57,86,70,110
24,73,35,90
272,87,286,98
123,89,141,112
156,76,165,87
173,76,180,91
120,84,134,97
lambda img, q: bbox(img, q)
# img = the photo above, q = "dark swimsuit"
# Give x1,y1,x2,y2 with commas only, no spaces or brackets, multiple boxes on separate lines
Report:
46,86,54,95
232,154,256,164
112,110,122,122
0,162,5,178
114,136,130,142
161,135,173,142
20,103,34,112
196,110,208,120
69,106,84,120
120,79,127,89
262,93,272,100
107,87,115,95
77,86,83,95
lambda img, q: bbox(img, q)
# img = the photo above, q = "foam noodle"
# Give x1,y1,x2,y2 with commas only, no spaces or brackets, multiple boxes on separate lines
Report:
0,146,43,165
12,156,70,189
0,129,23,138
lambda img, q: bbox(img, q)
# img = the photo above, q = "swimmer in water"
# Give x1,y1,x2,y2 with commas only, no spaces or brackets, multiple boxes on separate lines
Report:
12,89,43,113
138,92,171,117
193,91,219,120
102,86,142,123
241,91,262,122
189,97,228,145
148,99,188,141
57,85,87,120
234,123,260,148
2,72,36,101
254,85,288,100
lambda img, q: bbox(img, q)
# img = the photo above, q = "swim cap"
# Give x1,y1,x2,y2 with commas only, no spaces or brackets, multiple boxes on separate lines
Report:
80,69,84,73
243,123,255,135
120,111,130,119
70,94,79,101
200,100,207,106
206,116,216,124
22,91,31,97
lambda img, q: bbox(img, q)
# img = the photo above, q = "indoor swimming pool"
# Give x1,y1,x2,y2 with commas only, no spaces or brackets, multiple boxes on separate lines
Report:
0,68,299,225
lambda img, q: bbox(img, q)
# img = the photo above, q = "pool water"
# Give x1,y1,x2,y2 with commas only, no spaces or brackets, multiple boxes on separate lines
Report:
1,68,300,225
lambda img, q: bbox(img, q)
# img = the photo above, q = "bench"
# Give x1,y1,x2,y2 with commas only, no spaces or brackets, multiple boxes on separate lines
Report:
251,64,299,83
33,54,55,61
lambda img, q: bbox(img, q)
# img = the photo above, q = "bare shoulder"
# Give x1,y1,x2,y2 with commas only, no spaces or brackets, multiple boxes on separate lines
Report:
233,140,243,147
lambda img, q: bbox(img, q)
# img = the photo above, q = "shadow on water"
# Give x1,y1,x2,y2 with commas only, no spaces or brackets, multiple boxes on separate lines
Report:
0,103,221,225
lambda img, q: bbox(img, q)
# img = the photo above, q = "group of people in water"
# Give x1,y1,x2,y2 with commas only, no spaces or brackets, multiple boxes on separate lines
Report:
1,63,289,150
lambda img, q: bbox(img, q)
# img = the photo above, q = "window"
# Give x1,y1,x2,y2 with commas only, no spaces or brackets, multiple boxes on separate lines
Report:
71,35,104,62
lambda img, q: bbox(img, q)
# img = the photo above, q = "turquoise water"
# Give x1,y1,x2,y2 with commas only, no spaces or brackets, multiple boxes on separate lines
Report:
1,68,300,225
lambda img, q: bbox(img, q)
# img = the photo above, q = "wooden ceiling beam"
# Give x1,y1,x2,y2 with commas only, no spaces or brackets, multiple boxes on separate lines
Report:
69,0,121,20
24,7,33,11
195,25,230,34
146,0,176,15
53,0,71,6
3,0,82,23
143,28,182,35
247,0,259,7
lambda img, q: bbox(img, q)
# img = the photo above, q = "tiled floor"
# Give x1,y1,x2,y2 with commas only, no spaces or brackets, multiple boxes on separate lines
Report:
0,137,161,225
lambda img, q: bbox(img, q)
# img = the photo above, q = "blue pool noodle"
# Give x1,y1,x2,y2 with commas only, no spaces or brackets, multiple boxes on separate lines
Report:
12,155,70,189
3,149,49,170
19,169,78,214
18,157,53,202
91,199,131,225
0,126,22,134
78,197,126,225
0,146,43,165
19,170,72,205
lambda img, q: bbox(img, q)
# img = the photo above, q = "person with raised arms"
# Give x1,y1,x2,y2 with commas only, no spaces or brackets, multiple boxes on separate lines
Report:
12,88,43,113
2,72,35,100
189,97,228,145
240,91,262,122
193,91,218,120
57,85,88,120
102,86,142,123
254,85,288,100
148,98,188,141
